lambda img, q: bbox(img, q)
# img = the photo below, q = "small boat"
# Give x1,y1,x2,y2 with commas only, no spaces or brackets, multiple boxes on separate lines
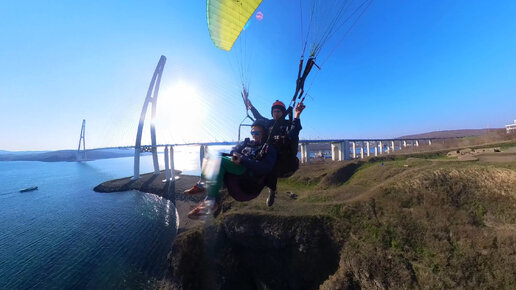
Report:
19,186,38,193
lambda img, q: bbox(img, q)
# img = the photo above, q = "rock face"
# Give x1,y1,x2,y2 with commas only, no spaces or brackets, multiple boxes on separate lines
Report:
168,214,339,290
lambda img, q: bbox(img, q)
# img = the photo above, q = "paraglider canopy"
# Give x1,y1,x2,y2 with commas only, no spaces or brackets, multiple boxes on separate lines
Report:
207,0,263,51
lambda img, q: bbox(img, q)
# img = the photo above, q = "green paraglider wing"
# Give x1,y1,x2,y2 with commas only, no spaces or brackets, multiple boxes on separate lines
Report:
207,0,263,51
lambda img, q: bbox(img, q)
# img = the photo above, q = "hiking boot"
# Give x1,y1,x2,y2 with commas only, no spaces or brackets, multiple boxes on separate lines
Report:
184,183,205,195
187,199,218,219
266,189,276,207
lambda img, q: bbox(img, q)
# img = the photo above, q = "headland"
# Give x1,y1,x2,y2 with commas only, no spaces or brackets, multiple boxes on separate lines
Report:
94,170,206,232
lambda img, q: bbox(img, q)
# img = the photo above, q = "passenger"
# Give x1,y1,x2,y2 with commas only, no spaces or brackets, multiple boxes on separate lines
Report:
245,93,305,207
187,119,276,219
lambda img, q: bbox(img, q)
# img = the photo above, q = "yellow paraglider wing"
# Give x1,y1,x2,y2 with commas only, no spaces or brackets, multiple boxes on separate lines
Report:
207,0,263,51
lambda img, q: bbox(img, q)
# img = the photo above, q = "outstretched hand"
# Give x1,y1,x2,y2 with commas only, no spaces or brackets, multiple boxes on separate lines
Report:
241,88,253,110
295,99,306,118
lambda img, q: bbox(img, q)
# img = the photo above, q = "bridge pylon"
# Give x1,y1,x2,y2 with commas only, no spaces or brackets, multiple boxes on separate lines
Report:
132,55,166,180
77,119,86,161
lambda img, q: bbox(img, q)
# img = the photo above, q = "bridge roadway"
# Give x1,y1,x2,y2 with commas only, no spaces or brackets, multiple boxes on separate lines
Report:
90,137,441,151
86,136,445,180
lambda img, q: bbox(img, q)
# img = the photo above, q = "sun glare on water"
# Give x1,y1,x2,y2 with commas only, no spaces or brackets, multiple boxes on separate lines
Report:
156,81,208,143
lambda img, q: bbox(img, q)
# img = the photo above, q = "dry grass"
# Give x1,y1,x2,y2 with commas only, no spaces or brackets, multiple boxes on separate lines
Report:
215,143,516,288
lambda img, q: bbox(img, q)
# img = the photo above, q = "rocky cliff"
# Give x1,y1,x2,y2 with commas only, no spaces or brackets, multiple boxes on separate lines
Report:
169,213,339,289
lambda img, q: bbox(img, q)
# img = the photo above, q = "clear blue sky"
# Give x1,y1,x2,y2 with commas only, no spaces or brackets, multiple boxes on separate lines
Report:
1,0,515,151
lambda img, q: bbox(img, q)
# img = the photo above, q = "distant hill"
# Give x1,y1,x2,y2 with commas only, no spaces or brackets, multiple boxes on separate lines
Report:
0,150,49,155
302,129,506,151
0,149,136,162
398,128,503,139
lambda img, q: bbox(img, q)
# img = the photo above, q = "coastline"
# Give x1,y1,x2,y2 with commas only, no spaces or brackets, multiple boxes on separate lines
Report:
94,171,205,232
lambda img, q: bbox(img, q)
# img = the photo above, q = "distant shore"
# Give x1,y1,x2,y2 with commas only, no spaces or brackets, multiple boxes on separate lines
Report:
0,149,137,162
94,171,205,232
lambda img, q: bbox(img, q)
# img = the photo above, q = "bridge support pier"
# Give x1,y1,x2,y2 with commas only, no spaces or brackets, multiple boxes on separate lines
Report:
366,141,370,157
200,145,207,168
300,143,310,163
164,146,170,182
428,139,432,145
374,142,378,156
163,146,177,182
169,146,176,181
415,140,419,147
331,142,342,161
360,142,364,159
352,142,356,159
344,141,350,160
331,141,351,161
331,142,340,161
379,141,383,154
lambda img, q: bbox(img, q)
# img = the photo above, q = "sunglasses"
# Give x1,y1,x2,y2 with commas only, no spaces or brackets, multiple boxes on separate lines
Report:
250,131,262,136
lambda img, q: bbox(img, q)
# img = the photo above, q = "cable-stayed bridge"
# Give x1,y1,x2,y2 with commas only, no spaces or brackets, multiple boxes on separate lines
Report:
77,55,443,181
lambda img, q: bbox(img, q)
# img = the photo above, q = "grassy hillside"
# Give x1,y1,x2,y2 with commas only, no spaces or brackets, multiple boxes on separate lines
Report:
169,140,516,289
399,128,504,139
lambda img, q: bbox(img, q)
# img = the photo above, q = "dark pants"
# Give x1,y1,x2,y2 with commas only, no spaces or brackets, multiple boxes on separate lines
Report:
265,173,277,191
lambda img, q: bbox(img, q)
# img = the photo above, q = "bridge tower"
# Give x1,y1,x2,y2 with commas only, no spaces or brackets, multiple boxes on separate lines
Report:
77,119,86,161
132,55,166,180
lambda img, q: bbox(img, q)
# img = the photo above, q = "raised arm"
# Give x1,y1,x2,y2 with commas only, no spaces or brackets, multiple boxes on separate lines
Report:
250,106,266,120
288,101,306,139
243,88,267,120
294,99,306,119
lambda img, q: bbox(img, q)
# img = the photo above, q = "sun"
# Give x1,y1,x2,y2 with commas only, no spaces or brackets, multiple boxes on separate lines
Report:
156,80,207,143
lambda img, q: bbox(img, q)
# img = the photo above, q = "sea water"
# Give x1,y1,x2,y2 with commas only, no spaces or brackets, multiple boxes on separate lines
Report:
0,150,204,289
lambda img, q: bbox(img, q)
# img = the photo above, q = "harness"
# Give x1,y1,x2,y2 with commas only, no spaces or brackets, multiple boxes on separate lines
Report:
240,138,269,161
224,138,270,199
264,120,300,178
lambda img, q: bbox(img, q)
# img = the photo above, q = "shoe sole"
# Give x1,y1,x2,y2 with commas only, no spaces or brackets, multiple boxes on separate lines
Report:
187,205,218,220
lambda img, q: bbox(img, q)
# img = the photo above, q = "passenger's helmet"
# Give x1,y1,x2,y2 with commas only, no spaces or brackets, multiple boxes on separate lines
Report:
271,100,286,116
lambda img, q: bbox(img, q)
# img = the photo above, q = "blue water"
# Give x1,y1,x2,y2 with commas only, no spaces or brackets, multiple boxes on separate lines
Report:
0,156,179,289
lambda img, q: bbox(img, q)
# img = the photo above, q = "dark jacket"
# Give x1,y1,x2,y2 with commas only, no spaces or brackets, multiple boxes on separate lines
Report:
230,139,277,176
250,106,302,153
